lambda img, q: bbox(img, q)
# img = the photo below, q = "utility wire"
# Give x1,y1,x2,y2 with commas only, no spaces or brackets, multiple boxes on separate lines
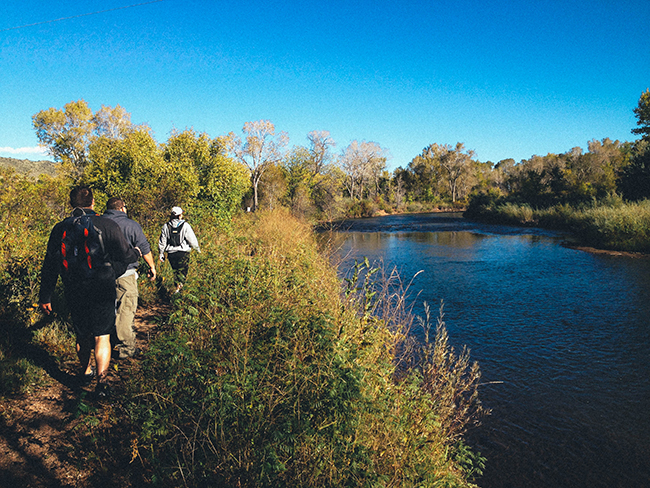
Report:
0,0,167,33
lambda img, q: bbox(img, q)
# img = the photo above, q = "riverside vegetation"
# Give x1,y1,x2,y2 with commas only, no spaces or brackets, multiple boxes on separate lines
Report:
23,88,650,254
5,88,647,484
0,165,486,486
464,192,650,253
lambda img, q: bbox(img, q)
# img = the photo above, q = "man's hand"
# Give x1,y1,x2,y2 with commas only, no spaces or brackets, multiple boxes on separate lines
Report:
148,267,157,281
39,303,52,315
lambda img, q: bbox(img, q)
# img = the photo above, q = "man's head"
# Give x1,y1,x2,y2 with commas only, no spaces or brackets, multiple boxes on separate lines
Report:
106,197,126,211
171,206,183,218
69,186,94,208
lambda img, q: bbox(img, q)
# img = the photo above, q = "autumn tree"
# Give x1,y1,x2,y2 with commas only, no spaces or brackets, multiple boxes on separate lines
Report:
413,143,476,203
258,163,287,210
33,100,135,178
282,131,340,217
227,120,288,211
339,140,387,200
305,130,336,187
93,104,133,139
32,100,94,174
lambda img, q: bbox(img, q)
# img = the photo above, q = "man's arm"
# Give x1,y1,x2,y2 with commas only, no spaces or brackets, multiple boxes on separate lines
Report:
142,251,157,281
39,223,63,311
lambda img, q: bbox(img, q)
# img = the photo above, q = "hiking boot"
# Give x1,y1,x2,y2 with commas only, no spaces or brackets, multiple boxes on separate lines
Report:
79,366,96,386
95,382,112,398
119,347,143,360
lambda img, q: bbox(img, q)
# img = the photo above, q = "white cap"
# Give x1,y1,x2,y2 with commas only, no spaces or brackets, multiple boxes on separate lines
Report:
171,206,183,216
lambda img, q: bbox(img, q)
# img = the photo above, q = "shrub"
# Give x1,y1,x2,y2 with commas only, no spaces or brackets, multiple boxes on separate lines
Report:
125,209,484,487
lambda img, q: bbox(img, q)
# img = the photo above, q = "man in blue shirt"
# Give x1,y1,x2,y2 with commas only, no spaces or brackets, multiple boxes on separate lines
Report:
104,198,157,359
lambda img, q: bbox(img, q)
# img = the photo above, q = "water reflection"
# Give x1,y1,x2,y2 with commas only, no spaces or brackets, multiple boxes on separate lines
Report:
330,213,650,488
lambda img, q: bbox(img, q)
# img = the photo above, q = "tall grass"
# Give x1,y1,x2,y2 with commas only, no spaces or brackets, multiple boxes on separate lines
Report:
467,192,650,252
0,168,486,487
573,200,650,251
124,208,485,487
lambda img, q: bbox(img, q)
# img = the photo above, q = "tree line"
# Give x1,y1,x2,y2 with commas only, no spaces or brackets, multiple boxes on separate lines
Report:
32,89,650,221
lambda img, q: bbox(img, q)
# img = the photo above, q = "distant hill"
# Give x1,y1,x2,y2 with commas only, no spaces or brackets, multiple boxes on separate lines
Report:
0,156,59,178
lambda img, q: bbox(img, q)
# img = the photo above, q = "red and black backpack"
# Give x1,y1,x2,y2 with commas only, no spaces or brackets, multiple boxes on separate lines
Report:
60,213,108,280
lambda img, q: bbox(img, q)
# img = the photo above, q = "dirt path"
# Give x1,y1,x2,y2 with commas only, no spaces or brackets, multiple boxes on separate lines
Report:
0,303,169,488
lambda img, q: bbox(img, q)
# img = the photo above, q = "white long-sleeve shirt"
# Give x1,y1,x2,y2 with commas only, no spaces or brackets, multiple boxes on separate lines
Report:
158,218,200,259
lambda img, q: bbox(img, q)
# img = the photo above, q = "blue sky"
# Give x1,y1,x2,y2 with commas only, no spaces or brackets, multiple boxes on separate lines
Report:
1,0,648,170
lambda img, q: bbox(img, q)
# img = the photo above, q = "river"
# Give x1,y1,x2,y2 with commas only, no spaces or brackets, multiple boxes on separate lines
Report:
328,212,650,488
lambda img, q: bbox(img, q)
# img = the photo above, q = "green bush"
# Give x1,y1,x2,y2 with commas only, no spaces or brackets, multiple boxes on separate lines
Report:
125,210,484,487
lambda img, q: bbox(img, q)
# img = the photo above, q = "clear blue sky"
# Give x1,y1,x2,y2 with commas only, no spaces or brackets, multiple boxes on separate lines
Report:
1,0,648,170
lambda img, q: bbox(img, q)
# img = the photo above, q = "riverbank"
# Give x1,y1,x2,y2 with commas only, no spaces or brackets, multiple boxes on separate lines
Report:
1,207,485,487
331,211,650,488
464,195,650,254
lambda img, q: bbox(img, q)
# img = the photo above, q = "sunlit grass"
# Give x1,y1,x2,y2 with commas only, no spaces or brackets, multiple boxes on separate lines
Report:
468,193,650,252
125,208,485,487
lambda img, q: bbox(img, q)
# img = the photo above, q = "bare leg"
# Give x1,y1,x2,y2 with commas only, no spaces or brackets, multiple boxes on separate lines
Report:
94,334,112,381
76,337,94,375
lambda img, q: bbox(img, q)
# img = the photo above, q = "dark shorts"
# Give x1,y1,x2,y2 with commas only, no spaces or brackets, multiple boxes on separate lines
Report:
65,276,117,339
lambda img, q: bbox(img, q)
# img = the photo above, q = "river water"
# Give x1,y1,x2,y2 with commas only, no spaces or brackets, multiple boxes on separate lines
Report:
328,212,650,488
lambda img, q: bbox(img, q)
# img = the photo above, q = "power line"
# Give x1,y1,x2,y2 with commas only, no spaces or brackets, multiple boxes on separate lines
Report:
0,0,167,33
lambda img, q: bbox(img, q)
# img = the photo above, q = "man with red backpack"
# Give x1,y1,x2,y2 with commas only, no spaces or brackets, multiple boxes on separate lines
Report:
39,186,139,397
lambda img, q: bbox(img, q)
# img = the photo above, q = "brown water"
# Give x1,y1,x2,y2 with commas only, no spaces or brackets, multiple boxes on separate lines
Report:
331,212,650,488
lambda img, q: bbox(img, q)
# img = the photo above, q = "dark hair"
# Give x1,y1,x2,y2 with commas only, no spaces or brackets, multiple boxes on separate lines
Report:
106,197,125,210
69,186,93,208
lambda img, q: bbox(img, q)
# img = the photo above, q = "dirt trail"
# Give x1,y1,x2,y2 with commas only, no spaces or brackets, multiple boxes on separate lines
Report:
0,303,169,488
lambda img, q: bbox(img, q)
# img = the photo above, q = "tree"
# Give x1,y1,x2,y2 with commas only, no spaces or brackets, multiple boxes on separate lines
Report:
493,158,516,194
84,127,165,218
339,140,387,200
407,144,447,201
306,130,336,187
258,163,287,210
32,100,94,174
619,139,650,200
93,104,133,139
284,146,313,214
33,100,136,179
438,143,476,203
227,120,288,211
632,88,650,141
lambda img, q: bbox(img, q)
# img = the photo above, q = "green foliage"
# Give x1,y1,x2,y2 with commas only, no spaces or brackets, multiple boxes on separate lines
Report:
124,210,483,487
85,128,164,219
0,169,71,395
618,139,650,201
632,88,650,140
571,199,650,252
467,190,650,252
